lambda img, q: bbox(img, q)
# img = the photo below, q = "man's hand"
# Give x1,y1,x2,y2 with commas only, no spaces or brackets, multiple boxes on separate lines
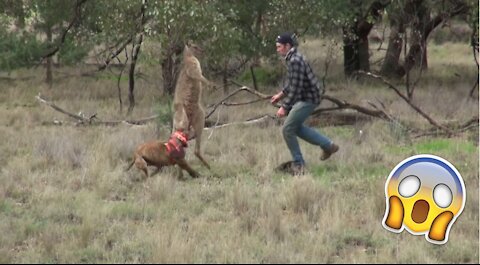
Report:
276,107,287,118
271,91,284,104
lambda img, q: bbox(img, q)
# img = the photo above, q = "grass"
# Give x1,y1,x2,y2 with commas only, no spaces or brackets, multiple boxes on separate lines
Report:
0,39,478,263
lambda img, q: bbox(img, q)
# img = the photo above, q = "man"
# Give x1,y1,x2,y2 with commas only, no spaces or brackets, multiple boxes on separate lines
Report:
271,32,339,175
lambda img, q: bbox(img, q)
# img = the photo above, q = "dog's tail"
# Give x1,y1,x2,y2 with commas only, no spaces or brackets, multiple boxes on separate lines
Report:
125,159,135,172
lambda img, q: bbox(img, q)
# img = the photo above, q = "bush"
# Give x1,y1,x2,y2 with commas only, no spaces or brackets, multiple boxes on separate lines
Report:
237,64,284,87
155,96,173,132
431,22,472,44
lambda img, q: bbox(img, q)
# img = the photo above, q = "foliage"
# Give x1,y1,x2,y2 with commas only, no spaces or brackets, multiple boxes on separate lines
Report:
237,65,284,87
0,29,46,70
57,35,92,65
0,0,477,82
155,95,174,131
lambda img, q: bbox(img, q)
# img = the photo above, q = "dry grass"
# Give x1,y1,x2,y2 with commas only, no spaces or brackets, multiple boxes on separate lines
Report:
0,40,478,263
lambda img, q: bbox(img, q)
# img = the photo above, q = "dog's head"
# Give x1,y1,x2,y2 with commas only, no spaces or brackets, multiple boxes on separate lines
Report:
171,130,188,147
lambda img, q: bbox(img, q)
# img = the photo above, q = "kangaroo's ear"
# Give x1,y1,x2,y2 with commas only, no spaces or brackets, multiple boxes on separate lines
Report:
185,39,193,47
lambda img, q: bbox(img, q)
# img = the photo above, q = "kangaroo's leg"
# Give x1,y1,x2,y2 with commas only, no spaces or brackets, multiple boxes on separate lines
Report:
173,103,190,177
191,107,210,170
173,103,189,132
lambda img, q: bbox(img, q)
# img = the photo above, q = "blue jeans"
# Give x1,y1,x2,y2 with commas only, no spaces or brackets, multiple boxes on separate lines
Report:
282,101,332,165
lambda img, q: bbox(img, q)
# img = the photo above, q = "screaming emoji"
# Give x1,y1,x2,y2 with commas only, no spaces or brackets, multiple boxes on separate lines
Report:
382,155,466,245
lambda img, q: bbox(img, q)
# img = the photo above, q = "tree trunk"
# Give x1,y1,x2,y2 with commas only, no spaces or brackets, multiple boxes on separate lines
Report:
380,16,405,78
384,0,468,78
343,26,371,76
223,59,229,95
161,51,181,95
342,1,390,77
358,34,370,72
45,26,53,87
127,35,143,115
404,1,429,72
343,27,360,77
160,36,183,95
126,0,147,115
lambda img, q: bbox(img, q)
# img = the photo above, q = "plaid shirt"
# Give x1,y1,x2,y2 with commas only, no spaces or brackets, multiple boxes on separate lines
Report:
282,47,323,111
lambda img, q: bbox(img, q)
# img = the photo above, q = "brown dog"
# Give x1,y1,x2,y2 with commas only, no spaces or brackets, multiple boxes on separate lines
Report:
125,131,200,179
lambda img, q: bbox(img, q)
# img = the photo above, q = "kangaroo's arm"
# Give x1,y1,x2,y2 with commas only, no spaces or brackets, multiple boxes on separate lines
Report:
185,58,210,86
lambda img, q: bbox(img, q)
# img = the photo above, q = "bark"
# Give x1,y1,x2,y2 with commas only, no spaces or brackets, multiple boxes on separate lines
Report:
127,35,142,115
380,15,405,77
343,27,360,77
223,59,229,94
160,21,183,96
382,0,469,78
404,0,429,72
161,44,183,95
343,1,391,77
126,0,147,115
45,26,53,87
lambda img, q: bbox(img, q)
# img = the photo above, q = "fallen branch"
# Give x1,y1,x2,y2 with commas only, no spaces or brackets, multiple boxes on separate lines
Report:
205,83,272,119
36,94,158,126
319,94,393,121
412,115,479,138
36,94,88,122
208,81,401,125
205,114,278,130
358,71,454,135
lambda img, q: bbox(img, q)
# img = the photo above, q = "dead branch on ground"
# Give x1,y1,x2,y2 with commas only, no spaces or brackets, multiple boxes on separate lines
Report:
412,115,479,139
205,83,272,119
358,71,454,135
37,76,477,137
209,80,395,123
36,94,158,126
35,94,273,129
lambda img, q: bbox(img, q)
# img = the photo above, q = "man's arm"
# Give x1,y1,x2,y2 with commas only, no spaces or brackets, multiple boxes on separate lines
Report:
271,91,285,104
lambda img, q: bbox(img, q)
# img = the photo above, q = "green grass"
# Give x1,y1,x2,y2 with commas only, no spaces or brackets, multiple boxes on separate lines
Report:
387,137,477,156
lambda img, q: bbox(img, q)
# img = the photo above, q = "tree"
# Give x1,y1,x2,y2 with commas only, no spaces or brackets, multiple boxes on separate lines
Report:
381,0,471,78
0,0,90,84
340,0,391,76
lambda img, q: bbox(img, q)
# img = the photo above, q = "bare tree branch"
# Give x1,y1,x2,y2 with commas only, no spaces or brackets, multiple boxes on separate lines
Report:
358,71,454,134
98,36,134,71
36,94,158,126
36,94,88,122
319,94,393,121
205,114,278,130
40,0,89,61
117,48,129,113
205,81,273,119
412,115,479,138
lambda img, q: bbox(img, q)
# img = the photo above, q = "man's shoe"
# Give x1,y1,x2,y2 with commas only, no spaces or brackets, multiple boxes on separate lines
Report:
291,163,305,176
275,161,305,176
321,143,339,161
275,161,296,173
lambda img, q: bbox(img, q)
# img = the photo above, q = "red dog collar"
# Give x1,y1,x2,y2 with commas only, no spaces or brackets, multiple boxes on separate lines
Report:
173,131,188,147
164,131,188,162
